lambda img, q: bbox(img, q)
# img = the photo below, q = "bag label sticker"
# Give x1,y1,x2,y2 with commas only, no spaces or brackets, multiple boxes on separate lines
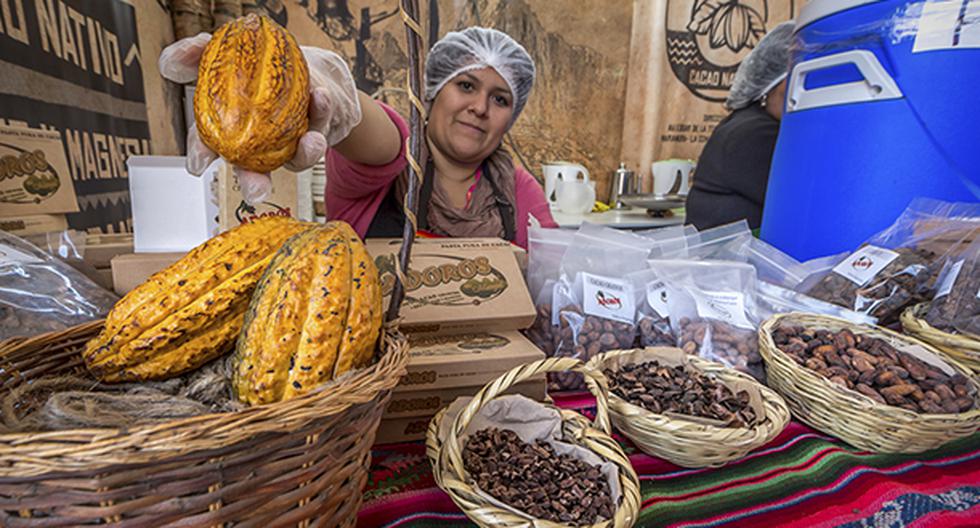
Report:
583,272,636,324
832,245,900,286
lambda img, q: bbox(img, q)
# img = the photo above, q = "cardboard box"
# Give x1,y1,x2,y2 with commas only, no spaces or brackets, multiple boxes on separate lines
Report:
111,252,184,295
367,238,535,335
376,379,548,445
0,214,67,236
399,330,545,391
385,379,546,420
128,156,220,253
0,126,79,217
217,164,313,231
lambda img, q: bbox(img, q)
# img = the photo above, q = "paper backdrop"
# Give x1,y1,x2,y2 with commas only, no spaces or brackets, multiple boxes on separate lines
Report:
621,0,800,192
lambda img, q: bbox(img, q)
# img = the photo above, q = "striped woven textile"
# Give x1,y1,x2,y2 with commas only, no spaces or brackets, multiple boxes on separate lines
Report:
359,392,980,528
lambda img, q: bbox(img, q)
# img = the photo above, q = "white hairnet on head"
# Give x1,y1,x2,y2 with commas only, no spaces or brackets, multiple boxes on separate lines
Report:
425,27,535,123
726,21,796,111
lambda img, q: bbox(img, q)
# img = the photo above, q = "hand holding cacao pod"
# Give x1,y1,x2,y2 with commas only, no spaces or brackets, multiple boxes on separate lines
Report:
159,14,363,201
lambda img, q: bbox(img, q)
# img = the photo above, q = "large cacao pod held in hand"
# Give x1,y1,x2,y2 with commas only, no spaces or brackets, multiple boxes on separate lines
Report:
233,222,384,405
195,13,310,173
84,217,313,382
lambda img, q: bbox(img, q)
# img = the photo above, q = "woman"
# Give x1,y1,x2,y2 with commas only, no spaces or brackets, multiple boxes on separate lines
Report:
160,26,556,249
685,22,795,231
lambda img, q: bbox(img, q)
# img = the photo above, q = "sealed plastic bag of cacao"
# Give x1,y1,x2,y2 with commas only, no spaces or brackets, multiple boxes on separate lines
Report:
524,228,575,356
0,232,118,340
800,199,980,325
628,269,677,347
550,225,656,390
649,259,766,380
924,236,980,335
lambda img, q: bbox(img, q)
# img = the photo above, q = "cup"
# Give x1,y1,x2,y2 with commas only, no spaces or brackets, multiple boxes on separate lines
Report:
651,159,695,196
556,176,596,214
542,162,590,209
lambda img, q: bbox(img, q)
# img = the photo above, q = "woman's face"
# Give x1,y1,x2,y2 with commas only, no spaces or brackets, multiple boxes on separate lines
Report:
427,67,515,165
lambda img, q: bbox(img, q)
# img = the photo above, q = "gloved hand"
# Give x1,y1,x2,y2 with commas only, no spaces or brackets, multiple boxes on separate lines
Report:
158,34,363,204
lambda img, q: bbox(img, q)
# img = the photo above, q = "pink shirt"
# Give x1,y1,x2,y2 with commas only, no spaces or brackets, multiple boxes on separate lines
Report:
325,102,558,249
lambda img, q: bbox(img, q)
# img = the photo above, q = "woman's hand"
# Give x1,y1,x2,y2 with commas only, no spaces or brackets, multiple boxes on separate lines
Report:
158,34,362,204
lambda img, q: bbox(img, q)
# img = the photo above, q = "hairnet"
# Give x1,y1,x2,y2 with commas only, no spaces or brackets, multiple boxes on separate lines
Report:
425,27,536,123
726,21,796,111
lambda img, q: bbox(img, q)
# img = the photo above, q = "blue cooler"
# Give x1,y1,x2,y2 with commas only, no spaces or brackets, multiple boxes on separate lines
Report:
761,0,980,260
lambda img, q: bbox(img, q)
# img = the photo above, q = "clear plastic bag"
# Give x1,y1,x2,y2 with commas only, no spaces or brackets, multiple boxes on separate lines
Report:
0,232,118,340
714,237,808,289
525,228,575,359
649,259,765,380
756,282,877,326
628,269,677,347
800,200,980,325
924,236,980,335
549,225,655,390
682,220,752,260
636,224,698,258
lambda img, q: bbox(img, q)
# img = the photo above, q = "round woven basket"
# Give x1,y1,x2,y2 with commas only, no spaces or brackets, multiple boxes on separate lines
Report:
425,357,640,528
587,347,790,468
901,303,980,373
0,320,408,525
759,313,980,453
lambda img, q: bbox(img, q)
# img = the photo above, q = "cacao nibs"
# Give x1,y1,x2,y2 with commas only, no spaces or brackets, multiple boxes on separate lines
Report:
605,361,758,428
462,428,616,526
772,325,976,414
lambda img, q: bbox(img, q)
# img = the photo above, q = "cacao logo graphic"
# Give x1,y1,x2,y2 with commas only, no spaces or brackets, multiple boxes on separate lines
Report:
596,290,623,310
236,201,292,224
0,143,61,204
667,0,791,101
375,253,509,306
852,256,874,270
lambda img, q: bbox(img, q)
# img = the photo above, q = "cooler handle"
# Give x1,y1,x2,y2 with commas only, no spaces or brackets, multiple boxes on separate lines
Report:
787,50,903,112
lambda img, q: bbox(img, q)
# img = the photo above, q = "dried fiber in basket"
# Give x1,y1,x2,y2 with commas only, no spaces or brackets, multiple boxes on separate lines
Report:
0,356,244,433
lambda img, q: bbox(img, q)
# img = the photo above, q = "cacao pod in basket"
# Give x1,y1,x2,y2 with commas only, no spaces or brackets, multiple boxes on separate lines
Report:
233,222,383,404
84,217,312,382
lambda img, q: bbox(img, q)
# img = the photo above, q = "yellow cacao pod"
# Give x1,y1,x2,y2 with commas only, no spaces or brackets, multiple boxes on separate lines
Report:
194,13,310,173
83,217,313,382
232,222,384,405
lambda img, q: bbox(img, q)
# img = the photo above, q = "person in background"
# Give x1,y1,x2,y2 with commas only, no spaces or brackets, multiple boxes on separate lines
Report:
685,21,795,231
160,26,557,249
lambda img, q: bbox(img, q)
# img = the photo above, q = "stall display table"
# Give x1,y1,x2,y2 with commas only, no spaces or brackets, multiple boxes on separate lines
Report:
360,392,980,528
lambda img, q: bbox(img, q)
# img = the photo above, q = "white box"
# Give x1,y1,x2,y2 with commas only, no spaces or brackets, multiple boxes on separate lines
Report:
127,156,219,253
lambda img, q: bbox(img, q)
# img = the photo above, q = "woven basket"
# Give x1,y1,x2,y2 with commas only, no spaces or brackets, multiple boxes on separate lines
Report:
901,303,980,373
426,357,640,528
0,320,408,525
586,347,790,468
759,313,980,453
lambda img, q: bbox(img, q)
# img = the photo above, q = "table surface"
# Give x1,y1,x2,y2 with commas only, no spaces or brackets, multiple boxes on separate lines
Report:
550,207,686,229
359,391,980,528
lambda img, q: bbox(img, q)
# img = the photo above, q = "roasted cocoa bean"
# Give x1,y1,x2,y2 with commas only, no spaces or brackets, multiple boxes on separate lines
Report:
678,318,763,381
772,324,977,414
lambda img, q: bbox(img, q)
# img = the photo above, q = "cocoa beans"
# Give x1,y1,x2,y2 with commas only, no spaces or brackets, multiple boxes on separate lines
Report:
678,317,764,381
771,325,975,414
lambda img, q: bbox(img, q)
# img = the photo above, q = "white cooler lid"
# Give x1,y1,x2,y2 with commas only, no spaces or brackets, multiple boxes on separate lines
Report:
797,0,883,30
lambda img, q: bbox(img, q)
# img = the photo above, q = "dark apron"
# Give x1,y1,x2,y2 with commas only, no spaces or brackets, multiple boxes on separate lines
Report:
365,159,516,242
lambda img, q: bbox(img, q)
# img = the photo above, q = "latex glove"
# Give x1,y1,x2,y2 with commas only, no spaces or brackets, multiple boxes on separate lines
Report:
158,36,363,204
